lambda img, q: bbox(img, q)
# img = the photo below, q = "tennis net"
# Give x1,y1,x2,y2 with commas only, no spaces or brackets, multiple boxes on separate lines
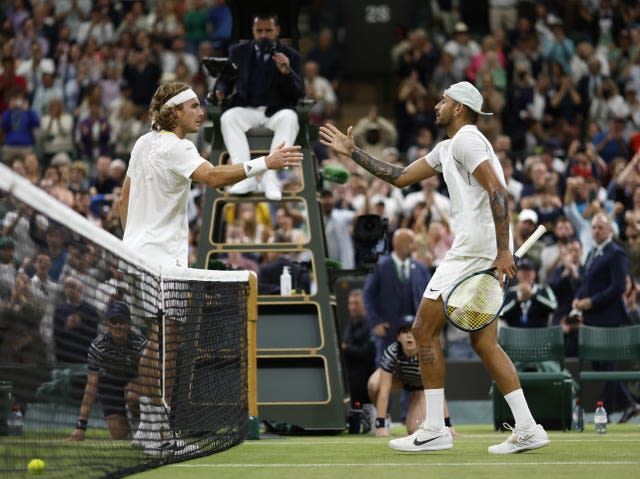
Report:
0,163,255,478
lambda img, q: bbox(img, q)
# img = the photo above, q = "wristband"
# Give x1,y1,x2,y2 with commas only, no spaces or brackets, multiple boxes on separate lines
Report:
76,419,88,430
243,156,267,178
375,417,386,428
444,417,452,427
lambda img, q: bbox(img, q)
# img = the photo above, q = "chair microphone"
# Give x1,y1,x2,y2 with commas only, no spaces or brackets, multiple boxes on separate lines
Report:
321,166,350,184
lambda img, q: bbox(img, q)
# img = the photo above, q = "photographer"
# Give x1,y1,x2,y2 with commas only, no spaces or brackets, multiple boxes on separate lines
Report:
214,13,303,201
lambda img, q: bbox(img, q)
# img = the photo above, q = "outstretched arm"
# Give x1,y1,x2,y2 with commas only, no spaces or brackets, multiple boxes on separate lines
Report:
319,123,436,188
191,142,303,188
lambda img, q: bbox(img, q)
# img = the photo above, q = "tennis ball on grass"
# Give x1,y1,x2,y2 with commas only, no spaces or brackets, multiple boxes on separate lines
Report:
28,459,45,475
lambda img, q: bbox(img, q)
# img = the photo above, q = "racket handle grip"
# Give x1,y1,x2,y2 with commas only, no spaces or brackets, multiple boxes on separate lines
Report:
514,225,547,260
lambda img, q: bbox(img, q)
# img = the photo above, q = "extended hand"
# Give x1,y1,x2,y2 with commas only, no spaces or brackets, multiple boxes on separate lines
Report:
265,142,303,170
492,250,516,286
319,123,355,157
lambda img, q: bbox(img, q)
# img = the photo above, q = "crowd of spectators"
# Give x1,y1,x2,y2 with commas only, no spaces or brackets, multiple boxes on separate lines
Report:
4,1,640,380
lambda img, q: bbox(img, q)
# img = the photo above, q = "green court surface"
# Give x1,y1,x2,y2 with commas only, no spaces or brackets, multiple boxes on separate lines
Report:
129,423,640,479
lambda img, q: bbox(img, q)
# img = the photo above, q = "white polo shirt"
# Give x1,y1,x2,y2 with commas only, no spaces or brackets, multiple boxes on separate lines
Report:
123,131,205,268
424,124,511,259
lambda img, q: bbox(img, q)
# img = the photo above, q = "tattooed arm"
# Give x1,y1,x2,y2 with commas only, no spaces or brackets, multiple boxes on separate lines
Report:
473,160,517,281
319,123,436,187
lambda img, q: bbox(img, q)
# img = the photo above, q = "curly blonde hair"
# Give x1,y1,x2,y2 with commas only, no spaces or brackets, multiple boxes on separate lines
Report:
149,81,192,132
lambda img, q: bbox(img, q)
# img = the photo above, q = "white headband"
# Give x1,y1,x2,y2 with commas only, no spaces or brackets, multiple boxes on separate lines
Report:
163,88,197,107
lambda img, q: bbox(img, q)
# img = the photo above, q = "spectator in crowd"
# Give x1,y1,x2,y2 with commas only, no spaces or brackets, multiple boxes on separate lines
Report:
514,209,544,268
539,215,577,284
319,188,356,270
341,288,376,407
0,55,27,115
53,275,100,364
572,213,640,421
363,228,430,365
215,13,303,201
0,272,46,410
90,156,118,195
352,106,398,165
1,89,40,164
500,258,558,328
39,97,75,165
122,46,161,109
2,202,46,266
77,98,111,163
542,17,574,76
207,0,232,56
16,42,54,98
443,22,480,81
0,236,19,300
68,301,147,441
109,100,142,162
306,28,342,92
31,62,64,118
548,238,584,357
592,115,631,165
303,59,338,125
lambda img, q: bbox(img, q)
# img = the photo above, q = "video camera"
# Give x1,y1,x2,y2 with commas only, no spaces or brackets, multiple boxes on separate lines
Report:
201,57,238,80
352,214,389,269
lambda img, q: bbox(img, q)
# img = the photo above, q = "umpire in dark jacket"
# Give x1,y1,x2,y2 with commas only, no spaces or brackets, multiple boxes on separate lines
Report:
214,13,304,200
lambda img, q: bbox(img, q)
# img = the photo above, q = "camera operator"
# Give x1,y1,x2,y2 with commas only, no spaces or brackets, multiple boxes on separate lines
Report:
363,228,430,366
214,13,303,201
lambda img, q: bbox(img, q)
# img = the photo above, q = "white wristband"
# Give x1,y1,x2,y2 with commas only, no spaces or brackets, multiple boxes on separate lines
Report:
243,156,268,178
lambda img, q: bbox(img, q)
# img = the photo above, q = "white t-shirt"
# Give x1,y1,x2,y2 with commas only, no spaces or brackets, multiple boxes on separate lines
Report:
123,131,205,268
424,124,511,259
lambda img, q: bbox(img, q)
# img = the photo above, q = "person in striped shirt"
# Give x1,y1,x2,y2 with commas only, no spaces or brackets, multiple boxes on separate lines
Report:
67,301,146,441
367,317,454,437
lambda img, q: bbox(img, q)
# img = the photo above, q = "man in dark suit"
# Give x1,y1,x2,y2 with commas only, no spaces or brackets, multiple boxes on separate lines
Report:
364,228,431,366
572,213,640,422
214,13,304,201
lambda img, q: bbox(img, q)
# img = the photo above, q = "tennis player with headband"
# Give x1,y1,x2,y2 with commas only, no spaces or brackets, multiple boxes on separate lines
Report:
319,81,549,454
119,81,303,455
120,81,303,268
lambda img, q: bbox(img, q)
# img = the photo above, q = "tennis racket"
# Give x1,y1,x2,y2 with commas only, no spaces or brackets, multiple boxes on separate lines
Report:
444,225,547,332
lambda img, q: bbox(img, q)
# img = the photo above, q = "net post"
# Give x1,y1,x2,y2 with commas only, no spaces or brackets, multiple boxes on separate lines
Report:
247,272,259,439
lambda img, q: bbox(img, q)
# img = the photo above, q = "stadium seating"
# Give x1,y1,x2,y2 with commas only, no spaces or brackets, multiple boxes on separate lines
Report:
492,325,573,431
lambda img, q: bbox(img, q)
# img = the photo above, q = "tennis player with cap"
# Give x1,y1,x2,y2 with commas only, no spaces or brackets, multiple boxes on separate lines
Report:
320,81,549,454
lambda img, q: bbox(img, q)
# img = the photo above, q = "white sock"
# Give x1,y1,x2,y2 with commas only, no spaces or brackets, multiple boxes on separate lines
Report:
424,388,445,430
504,389,536,430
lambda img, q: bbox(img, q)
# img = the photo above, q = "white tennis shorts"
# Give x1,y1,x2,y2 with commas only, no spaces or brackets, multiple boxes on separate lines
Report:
423,252,494,300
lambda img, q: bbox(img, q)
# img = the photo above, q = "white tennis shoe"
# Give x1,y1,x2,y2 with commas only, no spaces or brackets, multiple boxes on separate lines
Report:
488,423,550,454
388,425,453,452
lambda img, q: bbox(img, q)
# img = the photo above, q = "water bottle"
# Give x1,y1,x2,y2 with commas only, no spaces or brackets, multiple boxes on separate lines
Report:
572,399,584,432
7,404,23,436
594,401,607,434
347,401,363,434
280,266,292,296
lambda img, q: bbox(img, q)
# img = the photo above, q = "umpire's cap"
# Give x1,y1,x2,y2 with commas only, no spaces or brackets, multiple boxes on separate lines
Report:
106,301,131,323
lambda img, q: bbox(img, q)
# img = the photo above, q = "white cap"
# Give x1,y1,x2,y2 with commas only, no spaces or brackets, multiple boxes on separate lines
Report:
40,59,55,75
444,81,493,116
518,209,538,224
